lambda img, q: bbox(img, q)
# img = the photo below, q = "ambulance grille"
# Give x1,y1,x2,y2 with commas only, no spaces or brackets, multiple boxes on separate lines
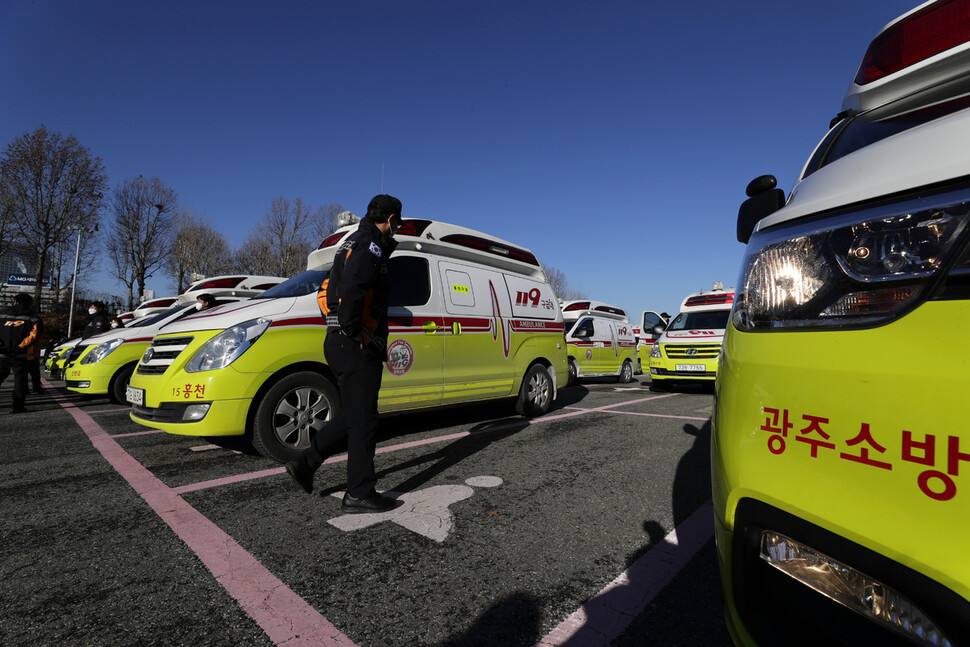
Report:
136,336,194,375
67,344,90,362
663,343,721,359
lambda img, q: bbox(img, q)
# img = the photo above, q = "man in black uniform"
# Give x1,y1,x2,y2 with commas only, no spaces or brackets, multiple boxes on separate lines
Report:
0,293,42,413
82,301,109,340
285,194,403,514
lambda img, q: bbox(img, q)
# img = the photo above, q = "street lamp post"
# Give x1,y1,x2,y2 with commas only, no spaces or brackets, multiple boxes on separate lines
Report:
66,224,97,338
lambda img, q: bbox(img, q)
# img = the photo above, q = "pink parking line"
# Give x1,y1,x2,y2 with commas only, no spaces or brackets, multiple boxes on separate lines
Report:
48,389,357,647
537,500,714,646
563,407,709,422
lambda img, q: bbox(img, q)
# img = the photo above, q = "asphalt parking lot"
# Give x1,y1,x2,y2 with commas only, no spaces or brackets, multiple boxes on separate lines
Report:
2,374,732,647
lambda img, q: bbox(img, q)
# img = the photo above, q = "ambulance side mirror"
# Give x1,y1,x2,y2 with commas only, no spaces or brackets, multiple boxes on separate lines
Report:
651,324,666,336
574,328,591,339
738,175,786,244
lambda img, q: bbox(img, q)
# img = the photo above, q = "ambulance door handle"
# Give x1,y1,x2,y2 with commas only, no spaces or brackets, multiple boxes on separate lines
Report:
451,321,462,336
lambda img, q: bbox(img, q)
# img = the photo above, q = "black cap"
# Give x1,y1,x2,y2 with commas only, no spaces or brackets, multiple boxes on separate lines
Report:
13,293,33,305
364,194,402,223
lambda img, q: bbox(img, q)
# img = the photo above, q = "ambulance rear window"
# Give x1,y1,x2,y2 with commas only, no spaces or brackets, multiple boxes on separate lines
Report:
389,256,431,306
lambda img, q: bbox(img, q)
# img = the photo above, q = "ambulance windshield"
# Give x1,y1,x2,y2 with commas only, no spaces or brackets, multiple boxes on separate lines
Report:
253,270,330,299
668,310,731,331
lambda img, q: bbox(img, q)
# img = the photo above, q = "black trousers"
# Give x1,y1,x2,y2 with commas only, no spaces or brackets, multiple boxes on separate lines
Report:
0,353,28,411
300,332,384,499
27,358,41,391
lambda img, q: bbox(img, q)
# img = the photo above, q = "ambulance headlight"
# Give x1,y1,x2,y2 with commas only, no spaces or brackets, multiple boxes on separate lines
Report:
184,318,271,373
81,338,124,364
734,193,970,331
650,343,661,358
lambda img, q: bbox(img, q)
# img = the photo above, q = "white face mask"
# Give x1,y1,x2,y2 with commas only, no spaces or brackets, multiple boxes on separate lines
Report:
110,322,119,329
89,308,97,315
195,302,204,310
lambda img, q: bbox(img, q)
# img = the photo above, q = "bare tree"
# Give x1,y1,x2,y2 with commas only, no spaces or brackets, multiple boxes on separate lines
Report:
166,207,233,292
310,201,345,246
541,263,587,301
105,175,177,309
236,197,315,278
0,126,107,304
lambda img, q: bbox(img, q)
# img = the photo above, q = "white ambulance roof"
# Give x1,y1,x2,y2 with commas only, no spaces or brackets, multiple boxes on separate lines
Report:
561,300,629,321
180,274,286,301
679,288,735,312
308,219,545,280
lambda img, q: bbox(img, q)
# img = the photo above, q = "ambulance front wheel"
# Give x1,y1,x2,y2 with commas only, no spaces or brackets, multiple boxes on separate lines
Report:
252,371,340,462
516,363,553,417
618,360,633,383
109,363,135,404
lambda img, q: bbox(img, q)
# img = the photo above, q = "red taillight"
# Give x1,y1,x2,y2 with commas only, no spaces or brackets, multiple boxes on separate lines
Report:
137,297,177,309
439,234,539,266
317,231,347,249
563,301,591,312
855,0,970,85
190,276,245,291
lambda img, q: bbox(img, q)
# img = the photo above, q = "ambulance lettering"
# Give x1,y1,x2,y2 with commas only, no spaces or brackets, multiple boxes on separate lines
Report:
760,406,969,502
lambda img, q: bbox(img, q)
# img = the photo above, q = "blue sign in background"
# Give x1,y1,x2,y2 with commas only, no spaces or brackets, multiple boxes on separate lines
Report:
6,273,52,286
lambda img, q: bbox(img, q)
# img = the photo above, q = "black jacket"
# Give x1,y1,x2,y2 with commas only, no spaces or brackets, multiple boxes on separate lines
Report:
318,218,397,350
0,303,41,355
82,311,109,340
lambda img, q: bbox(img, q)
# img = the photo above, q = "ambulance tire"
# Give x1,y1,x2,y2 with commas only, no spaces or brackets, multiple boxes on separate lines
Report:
109,363,136,404
618,360,633,383
516,363,553,417
252,371,340,463
567,358,579,386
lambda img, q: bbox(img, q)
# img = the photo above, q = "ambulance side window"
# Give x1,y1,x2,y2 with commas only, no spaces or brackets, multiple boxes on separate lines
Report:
572,318,594,338
388,256,431,306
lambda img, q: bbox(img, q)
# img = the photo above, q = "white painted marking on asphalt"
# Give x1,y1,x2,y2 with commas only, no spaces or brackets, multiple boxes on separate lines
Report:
328,476,502,542
190,444,222,452
465,475,502,488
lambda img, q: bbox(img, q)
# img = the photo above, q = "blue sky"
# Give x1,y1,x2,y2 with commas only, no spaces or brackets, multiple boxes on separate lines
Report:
1,0,920,319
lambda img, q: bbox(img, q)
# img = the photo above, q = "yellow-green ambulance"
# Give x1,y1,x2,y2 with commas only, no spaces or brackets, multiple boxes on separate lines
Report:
63,275,284,403
127,216,568,462
634,309,665,375
562,300,637,384
648,283,733,391
715,1,970,644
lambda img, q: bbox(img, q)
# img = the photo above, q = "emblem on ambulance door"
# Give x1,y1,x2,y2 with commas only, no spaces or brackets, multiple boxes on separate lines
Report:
586,349,593,361
386,339,414,376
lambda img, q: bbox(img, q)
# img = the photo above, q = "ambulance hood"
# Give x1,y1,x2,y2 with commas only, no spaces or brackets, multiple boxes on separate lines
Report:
157,297,299,334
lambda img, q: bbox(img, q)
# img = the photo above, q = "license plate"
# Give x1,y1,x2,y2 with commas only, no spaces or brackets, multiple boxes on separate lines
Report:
126,385,144,406
675,364,706,372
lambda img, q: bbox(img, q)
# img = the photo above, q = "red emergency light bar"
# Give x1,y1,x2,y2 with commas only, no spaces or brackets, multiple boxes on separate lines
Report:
439,234,540,266
317,231,347,249
595,305,626,317
855,0,970,85
394,219,432,237
188,276,246,292
137,297,177,309
563,301,591,311
684,293,735,307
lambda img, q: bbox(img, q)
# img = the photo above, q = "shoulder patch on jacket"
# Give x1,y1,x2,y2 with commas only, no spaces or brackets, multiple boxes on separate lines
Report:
368,241,382,258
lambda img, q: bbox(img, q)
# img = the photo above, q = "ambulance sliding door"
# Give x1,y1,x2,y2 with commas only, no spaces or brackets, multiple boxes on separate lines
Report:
380,254,443,411
437,260,515,403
